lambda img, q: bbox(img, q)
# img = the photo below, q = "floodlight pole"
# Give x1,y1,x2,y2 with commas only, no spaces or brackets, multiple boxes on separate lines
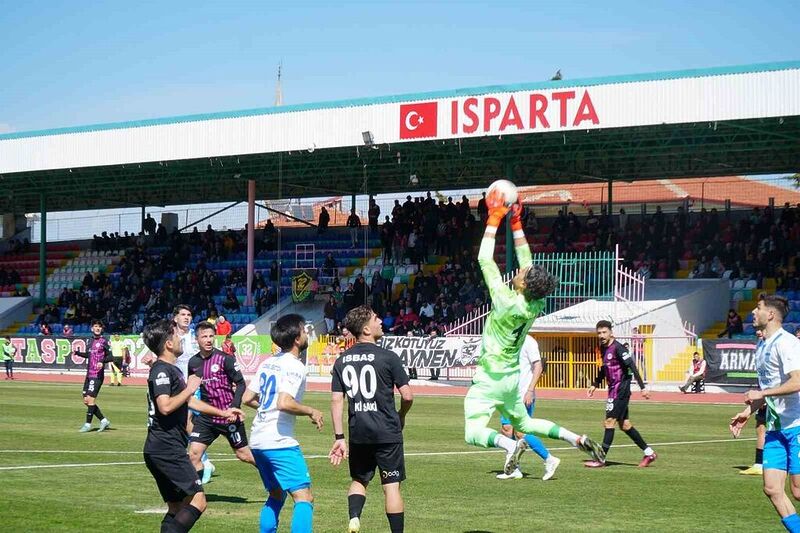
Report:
246,180,256,307
39,194,47,306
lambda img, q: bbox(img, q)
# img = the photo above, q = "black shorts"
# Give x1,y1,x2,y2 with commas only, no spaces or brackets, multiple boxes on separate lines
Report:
756,405,767,425
349,442,405,485
605,391,630,421
144,453,203,503
189,415,248,449
82,377,102,398
112,357,123,368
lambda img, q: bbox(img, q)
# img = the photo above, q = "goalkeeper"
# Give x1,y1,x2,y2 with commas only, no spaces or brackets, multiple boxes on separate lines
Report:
463,192,605,474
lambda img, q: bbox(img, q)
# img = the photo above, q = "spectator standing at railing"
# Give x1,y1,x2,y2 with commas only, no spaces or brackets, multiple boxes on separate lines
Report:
323,252,337,277
318,206,330,235
347,209,361,248
477,192,488,224
324,295,337,333
380,216,394,265
368,197,380,234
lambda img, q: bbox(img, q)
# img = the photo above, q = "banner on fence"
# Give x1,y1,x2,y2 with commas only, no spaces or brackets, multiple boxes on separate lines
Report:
6,335,273,375
377,335,482,368
701,339,758,385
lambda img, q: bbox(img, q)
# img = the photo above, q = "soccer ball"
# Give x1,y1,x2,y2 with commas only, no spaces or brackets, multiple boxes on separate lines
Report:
487,179,519,206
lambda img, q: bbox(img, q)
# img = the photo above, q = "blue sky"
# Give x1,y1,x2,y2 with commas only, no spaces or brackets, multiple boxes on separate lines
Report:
1,0,798,133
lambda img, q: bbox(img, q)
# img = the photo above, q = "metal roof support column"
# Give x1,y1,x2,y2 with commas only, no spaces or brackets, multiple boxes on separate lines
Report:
505,162,514,274
39,193,47,306
140,205,146,234
607,178,614,225
245,180,255,307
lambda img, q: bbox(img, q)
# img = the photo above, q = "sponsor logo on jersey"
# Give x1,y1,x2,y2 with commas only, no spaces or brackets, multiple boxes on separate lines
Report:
155,372,170,386
211,363,220,373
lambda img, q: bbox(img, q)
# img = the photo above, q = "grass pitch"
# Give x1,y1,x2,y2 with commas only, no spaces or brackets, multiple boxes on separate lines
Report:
0,382,776,532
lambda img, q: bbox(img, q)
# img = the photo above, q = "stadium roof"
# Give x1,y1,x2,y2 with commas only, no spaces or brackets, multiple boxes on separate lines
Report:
1,60,799,213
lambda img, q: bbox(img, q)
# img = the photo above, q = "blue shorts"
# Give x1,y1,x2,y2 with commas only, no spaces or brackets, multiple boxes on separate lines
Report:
253,446,311,493
764,426,800,474
500,401,535,426
190,389,201,417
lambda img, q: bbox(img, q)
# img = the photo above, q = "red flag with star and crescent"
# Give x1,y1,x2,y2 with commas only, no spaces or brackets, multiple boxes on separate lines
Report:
399,102,438,139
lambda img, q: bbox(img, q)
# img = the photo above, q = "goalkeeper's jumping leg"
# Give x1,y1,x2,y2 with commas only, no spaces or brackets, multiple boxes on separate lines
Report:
464,386,528,475
505,402,605,463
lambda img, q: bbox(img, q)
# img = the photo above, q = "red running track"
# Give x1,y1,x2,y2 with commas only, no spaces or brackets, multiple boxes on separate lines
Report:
5,372,744,405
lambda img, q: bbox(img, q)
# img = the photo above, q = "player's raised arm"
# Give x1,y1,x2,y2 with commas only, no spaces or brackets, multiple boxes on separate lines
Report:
509,201,532,271
478,191,511,300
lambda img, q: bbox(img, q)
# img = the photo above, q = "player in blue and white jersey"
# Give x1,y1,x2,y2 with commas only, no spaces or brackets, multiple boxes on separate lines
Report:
731,294,800,533
243,314,323,533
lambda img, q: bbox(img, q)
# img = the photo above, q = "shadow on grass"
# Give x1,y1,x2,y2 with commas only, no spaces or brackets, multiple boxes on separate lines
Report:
205,494,257,504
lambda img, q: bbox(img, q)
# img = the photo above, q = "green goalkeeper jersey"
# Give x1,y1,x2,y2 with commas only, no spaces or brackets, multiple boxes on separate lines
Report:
476,233,545,374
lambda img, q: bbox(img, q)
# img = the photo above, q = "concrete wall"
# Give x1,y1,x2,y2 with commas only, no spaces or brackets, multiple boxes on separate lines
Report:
0,297,33,330
639,279,729,379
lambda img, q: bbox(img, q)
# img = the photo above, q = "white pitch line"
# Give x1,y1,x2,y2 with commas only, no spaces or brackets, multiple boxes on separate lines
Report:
0,437,756,471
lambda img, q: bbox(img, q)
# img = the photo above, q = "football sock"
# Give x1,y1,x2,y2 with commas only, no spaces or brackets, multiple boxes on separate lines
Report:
623,427,649,451
348,494,366,519
493,434,517,453
556,427,579,447
524,434,550,460
94,405,105,421
291,501,313,533
756,448,764,466
602,428,615,455
160,512,176,533
781,513,800,533
85,406,94,424
260,496,285,533
171,504,202,533
387,512,404,533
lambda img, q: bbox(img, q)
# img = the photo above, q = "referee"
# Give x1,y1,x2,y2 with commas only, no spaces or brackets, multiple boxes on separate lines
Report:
142,319,243,532
329,305,413,533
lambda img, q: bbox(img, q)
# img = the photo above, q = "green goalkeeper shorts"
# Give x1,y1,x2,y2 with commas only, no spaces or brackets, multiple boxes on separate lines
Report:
464,367,525,424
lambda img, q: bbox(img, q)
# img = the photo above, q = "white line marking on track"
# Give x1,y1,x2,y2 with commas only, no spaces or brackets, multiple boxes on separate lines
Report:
0,437,756,471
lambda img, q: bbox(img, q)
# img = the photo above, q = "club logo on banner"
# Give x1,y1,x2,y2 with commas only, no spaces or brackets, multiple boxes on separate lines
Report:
399,102,438,139
291,269,315,303
378,335,481,368
701,339,758,385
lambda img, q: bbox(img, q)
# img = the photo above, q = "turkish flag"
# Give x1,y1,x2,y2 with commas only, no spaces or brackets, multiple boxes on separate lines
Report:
399,102,438,139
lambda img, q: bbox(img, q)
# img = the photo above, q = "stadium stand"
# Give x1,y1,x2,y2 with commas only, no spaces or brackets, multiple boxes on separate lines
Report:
3,196,800,342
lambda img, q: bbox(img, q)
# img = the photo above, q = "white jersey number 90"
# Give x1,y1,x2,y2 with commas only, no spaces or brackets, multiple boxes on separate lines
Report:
342,365,377,400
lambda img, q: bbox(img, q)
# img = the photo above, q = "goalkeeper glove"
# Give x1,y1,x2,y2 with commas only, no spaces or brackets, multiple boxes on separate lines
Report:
485,189,509,227
509,201,524,232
